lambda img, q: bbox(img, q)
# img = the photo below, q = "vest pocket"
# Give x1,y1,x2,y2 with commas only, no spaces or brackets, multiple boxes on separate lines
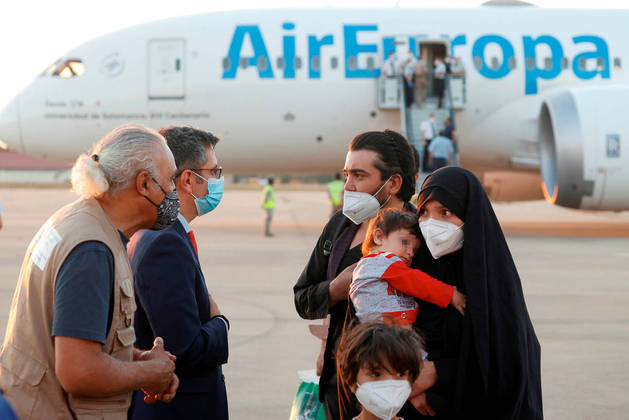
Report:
0,343,47,418
110,327,135,364
115,327,136,348
0,343,46,386
119,278,136,327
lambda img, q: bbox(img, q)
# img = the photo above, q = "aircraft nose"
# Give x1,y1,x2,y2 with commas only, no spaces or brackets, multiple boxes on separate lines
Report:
0,97,23,152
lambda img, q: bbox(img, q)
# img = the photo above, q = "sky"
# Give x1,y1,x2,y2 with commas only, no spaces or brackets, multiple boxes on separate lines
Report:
0,0,627,108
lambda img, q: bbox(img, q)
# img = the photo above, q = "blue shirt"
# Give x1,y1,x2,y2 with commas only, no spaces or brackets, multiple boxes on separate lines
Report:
444,123,455,140
428,136,454,159
0,393,18,420
51,232,128,344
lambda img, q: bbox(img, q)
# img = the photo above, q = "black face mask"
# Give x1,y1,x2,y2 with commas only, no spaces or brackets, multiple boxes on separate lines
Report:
144,177,180,230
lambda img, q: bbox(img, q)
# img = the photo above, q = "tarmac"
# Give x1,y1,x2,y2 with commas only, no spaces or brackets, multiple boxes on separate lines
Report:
0,187,628,419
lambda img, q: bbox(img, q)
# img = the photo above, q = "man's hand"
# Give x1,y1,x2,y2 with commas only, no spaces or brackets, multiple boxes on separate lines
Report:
139,337,176,396
209,293,221,317
409,393,436,416
142,373,179,404
328,262,357,307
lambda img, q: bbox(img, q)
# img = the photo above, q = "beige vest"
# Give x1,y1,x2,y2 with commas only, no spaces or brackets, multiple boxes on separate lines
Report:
0,198,137,420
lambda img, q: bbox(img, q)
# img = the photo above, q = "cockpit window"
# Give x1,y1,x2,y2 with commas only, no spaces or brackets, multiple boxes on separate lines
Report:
41,59,85,78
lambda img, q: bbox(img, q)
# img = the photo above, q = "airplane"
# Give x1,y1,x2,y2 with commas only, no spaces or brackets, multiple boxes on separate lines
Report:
0,1,628,211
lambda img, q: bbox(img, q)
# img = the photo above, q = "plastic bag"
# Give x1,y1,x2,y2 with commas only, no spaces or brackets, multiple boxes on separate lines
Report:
288,369,326,420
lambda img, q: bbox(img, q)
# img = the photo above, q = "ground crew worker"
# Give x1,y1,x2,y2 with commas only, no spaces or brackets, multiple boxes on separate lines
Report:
327,173,344,216
0,125,179,420
262,177,275,237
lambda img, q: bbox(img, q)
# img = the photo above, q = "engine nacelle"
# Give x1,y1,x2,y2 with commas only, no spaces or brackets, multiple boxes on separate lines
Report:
539,86,629,210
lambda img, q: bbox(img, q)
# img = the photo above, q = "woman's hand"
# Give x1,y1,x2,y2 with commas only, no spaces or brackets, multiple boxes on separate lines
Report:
411,360,439,396
328,262,358,307
410,392,436,416
451,287,467,315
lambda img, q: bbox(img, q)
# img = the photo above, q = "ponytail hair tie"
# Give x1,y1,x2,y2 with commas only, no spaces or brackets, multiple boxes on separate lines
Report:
91,154,99,162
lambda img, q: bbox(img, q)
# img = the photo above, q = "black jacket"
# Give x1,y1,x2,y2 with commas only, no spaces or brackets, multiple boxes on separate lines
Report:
294,204,416,418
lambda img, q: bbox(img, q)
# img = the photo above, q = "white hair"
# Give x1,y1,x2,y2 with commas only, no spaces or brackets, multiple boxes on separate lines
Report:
71,124,168,198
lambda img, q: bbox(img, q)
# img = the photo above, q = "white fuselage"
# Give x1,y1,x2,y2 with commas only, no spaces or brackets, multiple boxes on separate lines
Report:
1,7,627,175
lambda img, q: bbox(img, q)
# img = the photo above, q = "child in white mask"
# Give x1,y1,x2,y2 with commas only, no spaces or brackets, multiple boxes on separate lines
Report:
337,322,423,420
350,209,466,327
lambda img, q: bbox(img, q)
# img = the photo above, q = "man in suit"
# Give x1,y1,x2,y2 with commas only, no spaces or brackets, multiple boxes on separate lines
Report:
128,126,229,419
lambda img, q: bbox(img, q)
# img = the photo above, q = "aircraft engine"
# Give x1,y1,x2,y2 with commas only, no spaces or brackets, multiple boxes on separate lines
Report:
539,85,629,211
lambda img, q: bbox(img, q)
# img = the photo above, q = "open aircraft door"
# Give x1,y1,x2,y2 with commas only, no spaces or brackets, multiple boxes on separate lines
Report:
377,35,414,109
148,39,185,100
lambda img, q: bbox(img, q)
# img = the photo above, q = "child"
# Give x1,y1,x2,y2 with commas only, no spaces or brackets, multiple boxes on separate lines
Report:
350,209,466,326
337,321,422,420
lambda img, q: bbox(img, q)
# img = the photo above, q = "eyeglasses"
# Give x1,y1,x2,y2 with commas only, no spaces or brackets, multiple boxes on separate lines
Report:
191,166,222,179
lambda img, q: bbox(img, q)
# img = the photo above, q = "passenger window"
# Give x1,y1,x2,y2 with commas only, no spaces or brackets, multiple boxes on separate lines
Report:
614,57,622,69
331,57,339,69
473,56,482,70
52,59,86,78
311,56,321,71
561,57,569,70
348,56,357,71
239,57,248,69
596,57,605,68
258,56,268,71
222,57,231,70
491,57,499,70
578,57,586,71
544,57,552,70
526,57,535,71
294,57,302,69
367,56,375,70
277,57,285,70
508,56,516,70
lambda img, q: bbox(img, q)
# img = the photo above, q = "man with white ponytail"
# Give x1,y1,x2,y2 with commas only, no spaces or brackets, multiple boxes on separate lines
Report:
0,125,181,420
128,126,228,420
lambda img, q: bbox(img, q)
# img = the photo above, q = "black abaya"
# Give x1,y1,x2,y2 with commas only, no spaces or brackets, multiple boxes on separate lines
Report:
402,167,543,419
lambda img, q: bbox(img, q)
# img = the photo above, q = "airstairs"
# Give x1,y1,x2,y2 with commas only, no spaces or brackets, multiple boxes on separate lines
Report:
377,74,466,182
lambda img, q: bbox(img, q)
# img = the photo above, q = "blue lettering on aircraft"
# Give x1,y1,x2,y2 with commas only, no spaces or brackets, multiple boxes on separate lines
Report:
573,35,610,80
308,34,334,79
472,35,514,79
522,35,563,95
222,24,612,95
344,25,380,78
282,22,296,79
223,25,274,78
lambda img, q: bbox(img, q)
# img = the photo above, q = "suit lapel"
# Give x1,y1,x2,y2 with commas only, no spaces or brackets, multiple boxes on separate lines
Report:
172,219,202,271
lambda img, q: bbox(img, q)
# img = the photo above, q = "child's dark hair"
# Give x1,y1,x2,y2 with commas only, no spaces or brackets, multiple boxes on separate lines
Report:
362,208,421,256
337,322,422,388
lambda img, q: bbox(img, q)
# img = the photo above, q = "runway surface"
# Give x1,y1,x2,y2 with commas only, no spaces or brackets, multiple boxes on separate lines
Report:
0,187,628,419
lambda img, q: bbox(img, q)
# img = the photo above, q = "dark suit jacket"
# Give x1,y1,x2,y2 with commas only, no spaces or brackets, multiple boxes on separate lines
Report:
127,219,228,420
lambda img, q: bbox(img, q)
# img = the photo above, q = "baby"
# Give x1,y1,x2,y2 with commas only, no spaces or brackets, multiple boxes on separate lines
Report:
350,209,466,326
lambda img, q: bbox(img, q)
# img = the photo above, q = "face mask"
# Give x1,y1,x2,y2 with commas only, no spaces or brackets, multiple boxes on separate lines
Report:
342,176,392,225
419,218,464,259
354,379,411,420
191,172,224,216
144,177,180,230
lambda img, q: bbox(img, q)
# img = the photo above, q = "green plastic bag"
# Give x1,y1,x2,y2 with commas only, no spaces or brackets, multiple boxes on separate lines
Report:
289,370,326,420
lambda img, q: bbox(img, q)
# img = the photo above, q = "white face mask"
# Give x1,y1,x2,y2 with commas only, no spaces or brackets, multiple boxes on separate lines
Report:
354,379,411,420
419,218,464,259
342,176,392,225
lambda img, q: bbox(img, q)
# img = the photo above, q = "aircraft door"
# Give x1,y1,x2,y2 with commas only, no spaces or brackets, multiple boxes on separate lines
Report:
148,39,185,100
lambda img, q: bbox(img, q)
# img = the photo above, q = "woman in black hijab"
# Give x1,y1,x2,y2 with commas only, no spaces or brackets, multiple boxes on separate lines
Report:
400,166,543,419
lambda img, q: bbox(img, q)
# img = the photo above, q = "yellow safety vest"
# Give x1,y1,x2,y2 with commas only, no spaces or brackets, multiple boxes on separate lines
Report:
328,180,344,206
262,185,275,209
